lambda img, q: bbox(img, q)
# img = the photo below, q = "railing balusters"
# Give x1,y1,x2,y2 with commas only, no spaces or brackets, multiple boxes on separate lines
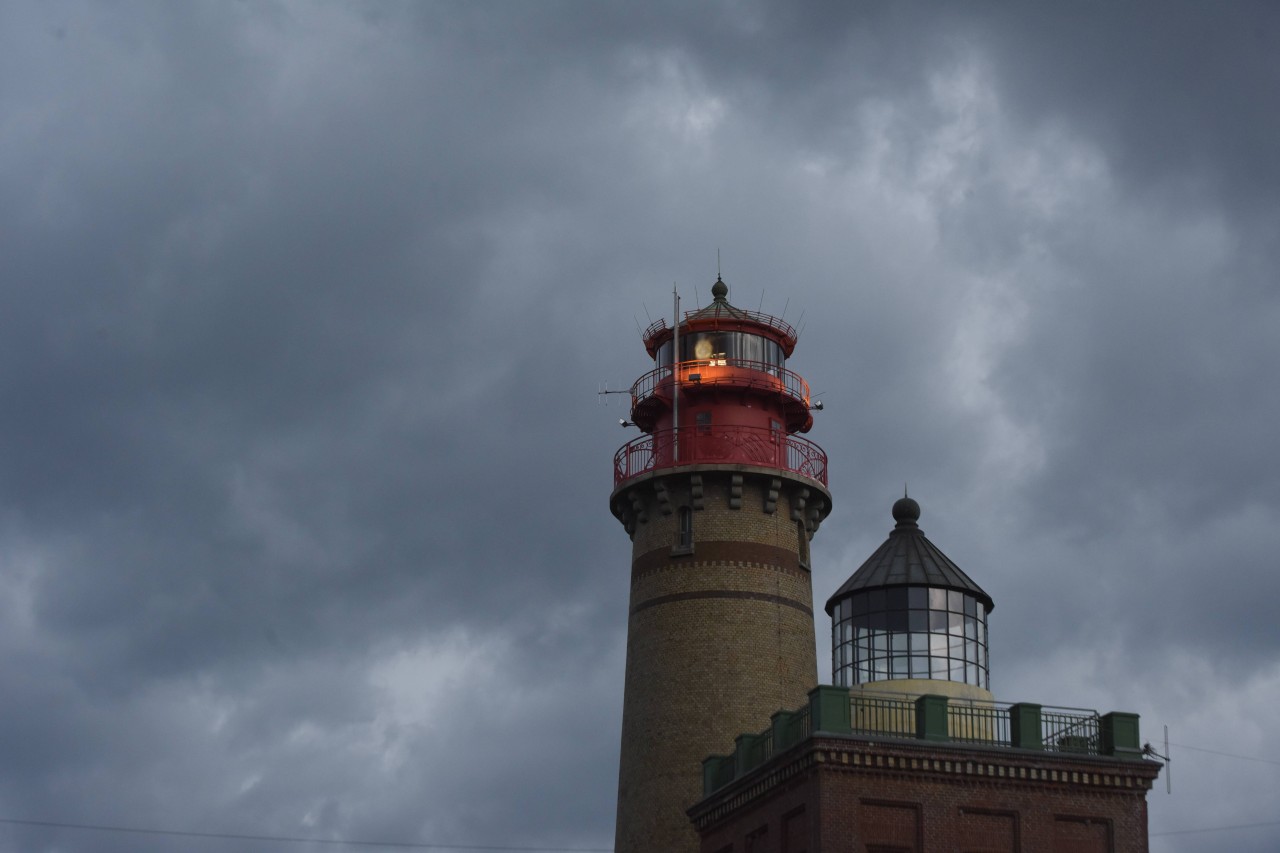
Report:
630,359,812,412
704,691,1124,795
614,426,828,486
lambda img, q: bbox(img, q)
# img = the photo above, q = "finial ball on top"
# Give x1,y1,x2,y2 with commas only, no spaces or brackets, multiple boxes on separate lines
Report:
892,496,921,525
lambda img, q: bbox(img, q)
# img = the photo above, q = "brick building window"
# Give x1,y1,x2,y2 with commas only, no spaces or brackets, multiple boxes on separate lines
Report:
782,806,808,853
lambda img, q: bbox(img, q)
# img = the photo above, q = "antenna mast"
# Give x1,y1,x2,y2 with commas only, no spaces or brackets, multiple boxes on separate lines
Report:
672,283,680,462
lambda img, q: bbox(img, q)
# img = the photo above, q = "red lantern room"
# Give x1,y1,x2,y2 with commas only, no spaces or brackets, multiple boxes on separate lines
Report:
614,277,827,487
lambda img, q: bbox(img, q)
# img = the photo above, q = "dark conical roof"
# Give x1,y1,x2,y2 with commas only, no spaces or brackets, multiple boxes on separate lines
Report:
824,498,993,615
684,275,756,322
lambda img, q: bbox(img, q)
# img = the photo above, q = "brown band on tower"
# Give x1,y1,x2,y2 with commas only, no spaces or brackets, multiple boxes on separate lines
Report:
631,541,805,579
630,589,814,617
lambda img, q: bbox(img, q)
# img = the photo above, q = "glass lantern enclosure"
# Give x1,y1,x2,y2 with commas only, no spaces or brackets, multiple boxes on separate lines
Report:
832,585,989,689
656,330,785,371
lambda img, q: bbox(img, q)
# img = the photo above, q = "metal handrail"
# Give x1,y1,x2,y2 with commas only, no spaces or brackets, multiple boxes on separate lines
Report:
614,426,828,487
704,693,1116,796
1042,708,1101,755
643,308,798,346
630,359,810,411
850,694,916,737
948,703,1011,746
846,691,1102,755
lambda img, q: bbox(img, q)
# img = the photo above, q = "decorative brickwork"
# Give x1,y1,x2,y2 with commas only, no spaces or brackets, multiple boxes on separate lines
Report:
613,467,832,853
690,734,1160,853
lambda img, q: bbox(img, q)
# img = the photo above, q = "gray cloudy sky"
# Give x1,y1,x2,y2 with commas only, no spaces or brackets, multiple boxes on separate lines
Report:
2,2,1278,851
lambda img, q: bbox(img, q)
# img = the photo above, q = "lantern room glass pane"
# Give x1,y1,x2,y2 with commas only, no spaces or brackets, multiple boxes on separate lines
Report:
885,588,908,610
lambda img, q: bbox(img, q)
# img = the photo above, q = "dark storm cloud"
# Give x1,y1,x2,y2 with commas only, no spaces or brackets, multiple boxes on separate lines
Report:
1,2,1277,852
971,2,1280,219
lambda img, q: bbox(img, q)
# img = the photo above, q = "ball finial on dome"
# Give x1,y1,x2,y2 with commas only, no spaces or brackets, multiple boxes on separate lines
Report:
892,495,921,526
711,276,728,301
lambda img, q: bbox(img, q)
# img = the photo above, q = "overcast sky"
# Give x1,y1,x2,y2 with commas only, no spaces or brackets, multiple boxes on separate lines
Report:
2,2,1279,851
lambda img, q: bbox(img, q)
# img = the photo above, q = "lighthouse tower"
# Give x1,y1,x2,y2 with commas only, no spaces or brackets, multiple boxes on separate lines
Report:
610,277,831,853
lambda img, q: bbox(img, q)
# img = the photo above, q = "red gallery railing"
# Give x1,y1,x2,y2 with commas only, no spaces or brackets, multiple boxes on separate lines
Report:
642,310,798,348
630,359,811,411
614,425,828,487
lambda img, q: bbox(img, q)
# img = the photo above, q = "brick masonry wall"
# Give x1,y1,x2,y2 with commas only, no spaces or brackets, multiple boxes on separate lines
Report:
692,736,1161,853
614,468,832,853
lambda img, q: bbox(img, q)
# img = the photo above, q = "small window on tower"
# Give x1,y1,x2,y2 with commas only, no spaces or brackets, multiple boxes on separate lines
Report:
674,506,694,554
696,411,712,435
797,520,810,569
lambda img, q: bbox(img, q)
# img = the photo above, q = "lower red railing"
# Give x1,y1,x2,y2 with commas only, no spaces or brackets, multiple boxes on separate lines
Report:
613,426,827,487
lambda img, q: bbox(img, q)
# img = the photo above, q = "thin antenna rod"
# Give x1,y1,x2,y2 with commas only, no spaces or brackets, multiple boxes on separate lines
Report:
1142,726,1173,794
780,297,790,322
717,249,721,279
758,289,765,313
672,283,680,462
643,303,653,325
633,315,644,337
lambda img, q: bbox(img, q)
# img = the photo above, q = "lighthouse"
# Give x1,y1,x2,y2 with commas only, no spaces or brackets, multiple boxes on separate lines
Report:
610,277,831,853
826,496,996,707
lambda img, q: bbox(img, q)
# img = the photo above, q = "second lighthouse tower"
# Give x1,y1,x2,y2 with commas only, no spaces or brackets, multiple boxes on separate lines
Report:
611,277,832,853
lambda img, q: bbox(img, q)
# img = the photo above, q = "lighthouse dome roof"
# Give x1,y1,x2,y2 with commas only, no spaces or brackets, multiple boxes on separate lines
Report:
824,497,993,615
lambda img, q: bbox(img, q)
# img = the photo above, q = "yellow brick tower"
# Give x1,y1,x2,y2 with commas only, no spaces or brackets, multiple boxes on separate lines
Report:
610,278,831,853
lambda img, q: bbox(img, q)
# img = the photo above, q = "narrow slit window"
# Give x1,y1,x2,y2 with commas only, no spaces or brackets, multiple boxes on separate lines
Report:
676,506,694,551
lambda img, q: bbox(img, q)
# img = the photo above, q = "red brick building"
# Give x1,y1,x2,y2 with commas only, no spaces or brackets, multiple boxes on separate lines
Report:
690,686,1160,852
688,500,1162,852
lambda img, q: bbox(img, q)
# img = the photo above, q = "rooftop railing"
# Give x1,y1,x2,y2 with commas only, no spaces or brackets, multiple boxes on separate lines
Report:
643,309,798,349
630,359,811,414
613,425,828,487
702,686,1144,797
